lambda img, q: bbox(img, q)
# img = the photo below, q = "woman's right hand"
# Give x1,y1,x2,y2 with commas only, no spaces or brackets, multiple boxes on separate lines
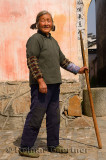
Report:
37,78,47,94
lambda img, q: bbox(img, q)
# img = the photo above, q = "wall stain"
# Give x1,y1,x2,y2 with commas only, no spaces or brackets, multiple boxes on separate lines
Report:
52,14,66,43
0,0,26,22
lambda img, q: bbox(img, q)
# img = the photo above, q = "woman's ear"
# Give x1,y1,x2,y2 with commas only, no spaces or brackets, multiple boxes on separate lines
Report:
36,23,39,29
52,25,55,31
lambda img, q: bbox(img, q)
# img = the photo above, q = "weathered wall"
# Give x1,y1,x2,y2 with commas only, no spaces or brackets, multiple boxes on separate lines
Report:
0,0,91,82
96,0,106,86
0,0,92,119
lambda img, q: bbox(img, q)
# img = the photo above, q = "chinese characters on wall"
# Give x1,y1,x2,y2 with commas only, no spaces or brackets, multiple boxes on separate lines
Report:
76,0,85,39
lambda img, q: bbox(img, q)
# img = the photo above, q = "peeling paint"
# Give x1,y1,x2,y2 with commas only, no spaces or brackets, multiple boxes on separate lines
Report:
0,0,90,81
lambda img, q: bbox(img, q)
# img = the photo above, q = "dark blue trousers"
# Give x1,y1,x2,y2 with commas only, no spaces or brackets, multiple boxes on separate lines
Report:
20,84,60,149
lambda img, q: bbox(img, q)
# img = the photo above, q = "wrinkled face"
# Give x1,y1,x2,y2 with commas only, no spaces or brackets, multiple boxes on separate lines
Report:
38,14,53,35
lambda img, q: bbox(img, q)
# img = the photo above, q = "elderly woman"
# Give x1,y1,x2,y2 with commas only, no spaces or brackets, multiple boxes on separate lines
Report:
19,10,88,158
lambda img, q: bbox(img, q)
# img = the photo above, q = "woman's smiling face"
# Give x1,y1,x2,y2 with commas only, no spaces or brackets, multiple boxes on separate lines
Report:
38,14,53,35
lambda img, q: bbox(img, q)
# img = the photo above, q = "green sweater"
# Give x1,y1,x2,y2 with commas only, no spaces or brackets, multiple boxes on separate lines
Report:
26,30,66,85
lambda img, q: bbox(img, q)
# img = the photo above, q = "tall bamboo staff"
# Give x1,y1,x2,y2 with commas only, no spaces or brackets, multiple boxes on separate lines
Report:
79,30,102,149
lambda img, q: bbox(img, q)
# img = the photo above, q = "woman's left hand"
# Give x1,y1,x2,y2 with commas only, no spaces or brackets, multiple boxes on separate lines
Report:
78,66,89,74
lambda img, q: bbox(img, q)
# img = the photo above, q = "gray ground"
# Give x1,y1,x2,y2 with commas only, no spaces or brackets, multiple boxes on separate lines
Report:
0,116,106,160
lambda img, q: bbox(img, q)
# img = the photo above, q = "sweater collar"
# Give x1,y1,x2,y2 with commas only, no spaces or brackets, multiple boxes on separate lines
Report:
37,30,51,38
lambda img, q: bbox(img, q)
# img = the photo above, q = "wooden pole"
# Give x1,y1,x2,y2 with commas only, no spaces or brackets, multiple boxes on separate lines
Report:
79,30,102,149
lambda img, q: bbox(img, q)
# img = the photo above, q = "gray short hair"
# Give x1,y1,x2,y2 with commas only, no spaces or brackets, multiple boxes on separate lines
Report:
36,10,53,24
30,10,55,31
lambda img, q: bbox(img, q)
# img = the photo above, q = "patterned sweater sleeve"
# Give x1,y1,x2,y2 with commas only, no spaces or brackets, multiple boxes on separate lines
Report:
60,58,80,75
59,48,80,75
27,56,43,79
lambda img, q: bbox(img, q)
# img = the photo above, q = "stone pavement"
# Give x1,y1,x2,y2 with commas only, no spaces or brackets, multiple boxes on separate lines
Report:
0,116,106,160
